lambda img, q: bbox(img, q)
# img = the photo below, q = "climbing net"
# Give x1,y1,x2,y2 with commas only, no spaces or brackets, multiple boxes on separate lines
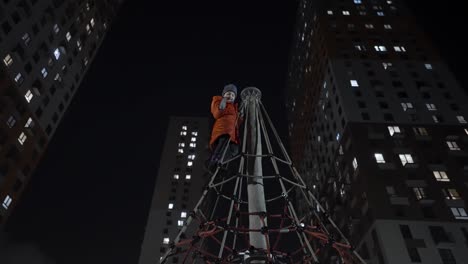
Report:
160,88,366,264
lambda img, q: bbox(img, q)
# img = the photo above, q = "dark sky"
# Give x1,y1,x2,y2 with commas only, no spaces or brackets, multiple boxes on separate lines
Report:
3,1,467,264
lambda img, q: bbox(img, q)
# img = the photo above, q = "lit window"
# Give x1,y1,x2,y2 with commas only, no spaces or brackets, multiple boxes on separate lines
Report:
446,141,460,150
18,132,27,145
401,102,414,111
451,207,468,220
359,11,367,15
53,24,60,33
374,153,385,163
465,128,468,135
432,115,440,123
173,174,179,180
399,154,414,166
352,158,358,170
413,187,426,200
182,126,187,130
191,137,196,142
426,104,437,111
382,62,392,69
90,18,95,27
355,45,365,51
178,143,185,147
77,40,82,51
53,48,61,60
342,10,350,15
2,195,12,209
336,132,340,141
66,32,72,41
185,174,191,180
168,203,174,210
350,80,359,87
180,131,187,136
187,161,193,167
178,148,184,153
433,171,449,182
14,73,23,83
365,24,374,29
24,117,34,128
83,57,89,66
24,90,34,103
189,143,196,148
327,10,333,15
163,237,170,244
41,68,48,78
191,131,198,136
3,54,13,66
425,63,433,70
86,24,91,34
457,116,467,124
384,24,392,29
181,212,187,218
387,126,401,136
6,116,16,128
443,189,460,200
188,155,195,160
178,220,184,227
22,33,31,45
374,45,387,52
377,11,384,16
354,0,362,3
394,46,406,52
54,73,62,82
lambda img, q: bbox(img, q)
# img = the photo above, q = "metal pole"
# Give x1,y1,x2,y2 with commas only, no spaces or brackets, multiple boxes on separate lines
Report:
241,87,268,252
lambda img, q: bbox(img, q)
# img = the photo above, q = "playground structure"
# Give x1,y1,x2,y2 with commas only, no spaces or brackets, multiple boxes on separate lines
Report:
160,87,366,264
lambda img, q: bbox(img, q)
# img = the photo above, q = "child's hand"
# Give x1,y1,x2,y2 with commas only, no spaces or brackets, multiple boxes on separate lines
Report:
219,97,227,110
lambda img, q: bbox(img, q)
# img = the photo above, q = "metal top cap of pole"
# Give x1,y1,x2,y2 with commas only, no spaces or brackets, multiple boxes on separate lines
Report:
241,87,262,101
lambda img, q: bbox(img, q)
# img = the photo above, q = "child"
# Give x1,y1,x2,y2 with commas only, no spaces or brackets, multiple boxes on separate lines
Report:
207,84,241,170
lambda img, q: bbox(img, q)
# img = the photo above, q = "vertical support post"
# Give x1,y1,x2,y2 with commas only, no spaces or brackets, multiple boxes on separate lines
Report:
241,87,268,252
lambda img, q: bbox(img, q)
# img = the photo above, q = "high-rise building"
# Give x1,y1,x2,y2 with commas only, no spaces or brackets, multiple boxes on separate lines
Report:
139,116,210,264
0,0,122,226
286,1,468,263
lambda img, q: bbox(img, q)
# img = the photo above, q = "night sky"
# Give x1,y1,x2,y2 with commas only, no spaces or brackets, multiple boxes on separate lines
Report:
2,1,467,264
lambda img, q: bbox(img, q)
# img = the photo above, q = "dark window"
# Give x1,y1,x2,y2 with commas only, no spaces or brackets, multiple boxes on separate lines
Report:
13,179,23,192
358,101,366,108
397,91,408,98
408,247,421,262
429,226,450,244
438,249,456,264
379,102,389,109
45,125,52,135
384,113,394,121
32,23,39,35
2,21,12,34
24,62,32,74
42,95,50,107
166,211,171,217
375,91,384,97
35,107,43,118
52,113,59,124
361,113,370,120
400,225,412,239
422,206,435,218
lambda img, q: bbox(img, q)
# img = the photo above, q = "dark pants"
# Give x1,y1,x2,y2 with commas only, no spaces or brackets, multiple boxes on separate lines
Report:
209,134,239,167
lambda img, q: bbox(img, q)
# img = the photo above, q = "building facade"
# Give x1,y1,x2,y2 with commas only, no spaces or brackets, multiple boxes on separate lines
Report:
139,116,210,264
286,0,468,263
0,0,122,226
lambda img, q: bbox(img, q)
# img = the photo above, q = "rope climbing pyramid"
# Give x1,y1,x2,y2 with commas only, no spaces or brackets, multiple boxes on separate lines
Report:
160,87,366,264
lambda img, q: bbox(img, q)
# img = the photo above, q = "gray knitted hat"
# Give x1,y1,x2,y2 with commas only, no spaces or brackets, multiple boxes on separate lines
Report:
222,84,237,97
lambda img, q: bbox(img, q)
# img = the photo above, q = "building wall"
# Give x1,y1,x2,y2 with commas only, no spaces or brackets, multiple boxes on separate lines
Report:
286,0,468,263
0,0,122,226
139,116,210,264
